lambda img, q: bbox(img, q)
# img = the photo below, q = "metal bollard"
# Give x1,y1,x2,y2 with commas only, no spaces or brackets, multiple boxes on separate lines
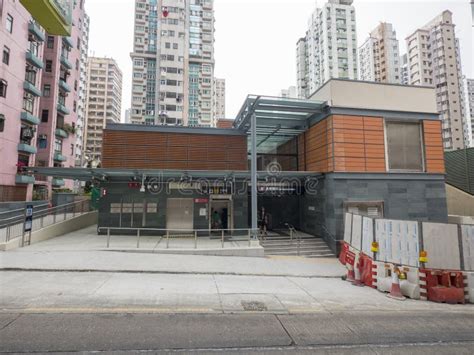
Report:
107,228,111,248
166,231,169,249
194,231,197,249
221,230,224,248
137,229,141,248
248,229,251,247
290,228,293,241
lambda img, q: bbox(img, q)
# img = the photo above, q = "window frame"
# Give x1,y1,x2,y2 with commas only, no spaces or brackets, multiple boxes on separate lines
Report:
6,14,13,33
2,46,10,65
384,119,426,173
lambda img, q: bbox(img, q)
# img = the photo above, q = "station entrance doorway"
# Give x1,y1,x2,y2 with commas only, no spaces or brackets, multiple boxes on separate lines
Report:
209,195,233,231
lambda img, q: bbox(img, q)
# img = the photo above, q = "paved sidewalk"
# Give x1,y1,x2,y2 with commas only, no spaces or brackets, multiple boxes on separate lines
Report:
0,226,345,278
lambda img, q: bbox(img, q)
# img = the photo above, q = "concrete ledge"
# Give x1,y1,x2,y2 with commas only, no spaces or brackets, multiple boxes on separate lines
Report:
107,246,264,257
0,211,98,251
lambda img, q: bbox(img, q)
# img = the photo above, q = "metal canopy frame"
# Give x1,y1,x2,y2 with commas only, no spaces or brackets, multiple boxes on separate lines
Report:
25,167,320,182
234,95,327,154
233,95,327,240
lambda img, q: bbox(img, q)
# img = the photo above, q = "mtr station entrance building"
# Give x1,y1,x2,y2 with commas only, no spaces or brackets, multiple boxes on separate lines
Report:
29,80,448,252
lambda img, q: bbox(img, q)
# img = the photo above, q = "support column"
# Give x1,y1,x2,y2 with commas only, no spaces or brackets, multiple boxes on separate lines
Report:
250,112,258,240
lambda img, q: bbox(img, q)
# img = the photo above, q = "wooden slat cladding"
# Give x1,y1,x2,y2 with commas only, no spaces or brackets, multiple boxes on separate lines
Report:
423,120,445,174
298,115,386,173
102,130,247,171
331,115,386,172
302,118,333,172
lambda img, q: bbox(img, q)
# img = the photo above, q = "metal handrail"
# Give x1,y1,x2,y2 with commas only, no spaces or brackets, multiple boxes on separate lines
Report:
0,200,89,226
0,199,91,243
0,202,49,218
98,226,259,250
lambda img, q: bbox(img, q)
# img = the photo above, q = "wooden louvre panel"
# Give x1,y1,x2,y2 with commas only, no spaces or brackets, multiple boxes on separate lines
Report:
423,120,445,174
102,129,248,171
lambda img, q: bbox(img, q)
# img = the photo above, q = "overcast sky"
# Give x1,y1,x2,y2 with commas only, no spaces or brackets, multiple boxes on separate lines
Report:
85,0,473,121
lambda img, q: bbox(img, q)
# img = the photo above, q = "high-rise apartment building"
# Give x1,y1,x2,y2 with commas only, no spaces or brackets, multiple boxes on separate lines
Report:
34,1,89,198
75,13,90,168
400,53,409,85
130,0,215,127
359,22,401,84
212,77,225,121
84,57,123,164
0,1,45,201
296,38,309,99
406,10,467,150
297,0,358,98
280,86,297,99
0,0,88,201
466,78,474,147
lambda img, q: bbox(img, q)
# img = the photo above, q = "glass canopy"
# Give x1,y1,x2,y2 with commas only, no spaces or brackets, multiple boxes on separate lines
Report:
234,95,327,154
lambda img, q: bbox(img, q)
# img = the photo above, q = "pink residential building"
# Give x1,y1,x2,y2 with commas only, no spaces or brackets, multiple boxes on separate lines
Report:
0,0,88,202
0,0,45,201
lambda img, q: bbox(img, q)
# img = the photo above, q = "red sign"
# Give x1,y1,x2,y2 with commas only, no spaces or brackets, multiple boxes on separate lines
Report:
345,250,356,266
128,182,140,189
194,198,209,204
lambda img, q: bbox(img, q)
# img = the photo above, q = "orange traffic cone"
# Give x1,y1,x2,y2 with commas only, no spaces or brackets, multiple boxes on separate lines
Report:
387,267,406,301
352,255,364,287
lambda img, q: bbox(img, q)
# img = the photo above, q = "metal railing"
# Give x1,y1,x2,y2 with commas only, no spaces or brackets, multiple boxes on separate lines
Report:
98,227,259,250
0,199,91,244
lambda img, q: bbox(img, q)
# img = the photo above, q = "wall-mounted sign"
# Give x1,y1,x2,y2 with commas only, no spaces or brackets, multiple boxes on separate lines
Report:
195,198,209,204
24,204,33,232
201,183,233,195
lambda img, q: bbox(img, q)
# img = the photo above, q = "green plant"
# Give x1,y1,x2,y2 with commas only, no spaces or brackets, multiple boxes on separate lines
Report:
63,123,76,135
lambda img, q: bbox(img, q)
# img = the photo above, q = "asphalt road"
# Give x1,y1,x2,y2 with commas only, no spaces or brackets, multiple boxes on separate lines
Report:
0,311,473,353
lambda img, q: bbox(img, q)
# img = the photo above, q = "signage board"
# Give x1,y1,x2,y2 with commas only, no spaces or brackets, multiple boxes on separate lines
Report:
24,204,33,232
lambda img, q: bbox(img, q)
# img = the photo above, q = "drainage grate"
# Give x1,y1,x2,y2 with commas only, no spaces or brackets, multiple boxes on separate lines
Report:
241,301,268,312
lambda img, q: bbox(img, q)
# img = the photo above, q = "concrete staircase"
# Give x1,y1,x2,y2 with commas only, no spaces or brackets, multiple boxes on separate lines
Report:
261,230,336,258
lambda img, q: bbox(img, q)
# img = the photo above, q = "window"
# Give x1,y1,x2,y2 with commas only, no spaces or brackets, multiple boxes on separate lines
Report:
6,14,13,33
41,110,49,123
38,136,47,149
54,138,62,153
46,60,53,72
23,92,35,113
0,114,5,132
386,121,423,171
0,79,7,98
2,46,10,65
43,84,51,97
47,36,55,49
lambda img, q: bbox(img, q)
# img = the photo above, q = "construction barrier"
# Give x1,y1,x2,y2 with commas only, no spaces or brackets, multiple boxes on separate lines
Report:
465,272,474,304
373,262,420,299
419,269,466,304
422,222,461,270
461,225,474,271
338,213,473,304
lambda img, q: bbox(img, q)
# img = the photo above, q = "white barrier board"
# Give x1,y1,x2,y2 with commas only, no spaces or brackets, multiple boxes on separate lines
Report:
375,219,419,267
351,214,362,251
461,225,474,271
362,216,374,255
423,222,461,270
343,213,352,244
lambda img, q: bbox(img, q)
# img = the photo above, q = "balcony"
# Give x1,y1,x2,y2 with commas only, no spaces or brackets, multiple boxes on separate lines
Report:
15,174,35,185
52,178,65,187
20,111,40,126
54,152,67,162
62,36,74,48
55,128,68,139
59,79,71,93
60,55,73,70
57,103,70,115
18,143,37,155
28,22,45,42
26,51,44,69
23,81,42,97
